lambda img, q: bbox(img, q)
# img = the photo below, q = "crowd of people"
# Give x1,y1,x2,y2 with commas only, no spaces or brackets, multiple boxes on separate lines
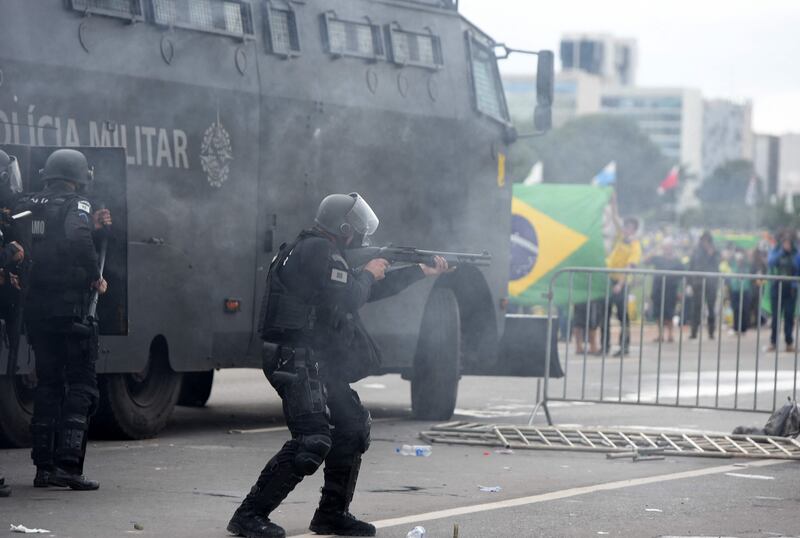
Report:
567,220,800,356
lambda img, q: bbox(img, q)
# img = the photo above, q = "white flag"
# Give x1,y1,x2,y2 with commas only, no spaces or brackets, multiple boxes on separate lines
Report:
744,176,758,207
591,161,616,186
523,161,543,185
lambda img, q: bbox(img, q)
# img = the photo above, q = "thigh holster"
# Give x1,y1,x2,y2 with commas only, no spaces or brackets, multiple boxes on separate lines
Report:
270,347,327,419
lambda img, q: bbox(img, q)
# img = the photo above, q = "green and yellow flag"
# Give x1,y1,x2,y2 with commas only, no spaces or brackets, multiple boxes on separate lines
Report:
510,184,612,306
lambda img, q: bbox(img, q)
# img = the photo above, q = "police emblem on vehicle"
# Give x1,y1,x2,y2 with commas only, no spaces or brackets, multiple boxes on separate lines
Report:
200,114,233,188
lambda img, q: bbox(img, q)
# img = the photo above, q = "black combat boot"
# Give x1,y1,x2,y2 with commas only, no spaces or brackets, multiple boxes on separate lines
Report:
50,415,99,490
47,466,99,491
0,476,11,497
309,510,376,536
30,418,57,487
227,508,285,538
33,466,53,488
227,451,303,538
310,455,375,537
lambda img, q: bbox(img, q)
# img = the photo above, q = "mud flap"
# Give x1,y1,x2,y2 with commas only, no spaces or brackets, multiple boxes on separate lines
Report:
494,314,563,377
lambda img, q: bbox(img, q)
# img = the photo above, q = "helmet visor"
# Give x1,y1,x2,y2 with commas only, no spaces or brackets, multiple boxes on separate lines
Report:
345,194,379,236
7,157,21,193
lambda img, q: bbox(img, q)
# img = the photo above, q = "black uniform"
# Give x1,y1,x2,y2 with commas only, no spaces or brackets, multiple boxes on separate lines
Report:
0,191,21,498
238,229,424,529
16,183,102,479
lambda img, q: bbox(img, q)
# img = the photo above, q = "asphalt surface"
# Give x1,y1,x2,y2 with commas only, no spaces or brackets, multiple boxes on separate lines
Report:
1,333,799,538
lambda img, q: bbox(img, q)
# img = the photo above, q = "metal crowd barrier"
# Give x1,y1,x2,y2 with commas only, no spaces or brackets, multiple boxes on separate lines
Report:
529,267,800,425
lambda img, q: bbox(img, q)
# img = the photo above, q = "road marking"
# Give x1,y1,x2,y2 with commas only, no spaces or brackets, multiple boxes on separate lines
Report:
288,459,786,538
724,472,775,480
229,425,288,434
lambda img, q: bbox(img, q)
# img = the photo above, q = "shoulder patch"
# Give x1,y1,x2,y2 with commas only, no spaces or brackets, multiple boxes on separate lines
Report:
331,268,349,284
77,200,92,214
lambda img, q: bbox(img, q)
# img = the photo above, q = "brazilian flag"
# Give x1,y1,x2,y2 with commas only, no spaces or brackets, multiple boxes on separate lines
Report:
510,184,612,306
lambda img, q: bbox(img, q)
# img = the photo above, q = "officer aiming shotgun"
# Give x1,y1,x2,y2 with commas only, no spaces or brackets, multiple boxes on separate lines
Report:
229,192,451,538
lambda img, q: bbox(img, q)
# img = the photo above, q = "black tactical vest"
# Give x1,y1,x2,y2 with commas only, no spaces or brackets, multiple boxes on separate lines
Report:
18,191,90,319
258,231,381,381
259,235,311,343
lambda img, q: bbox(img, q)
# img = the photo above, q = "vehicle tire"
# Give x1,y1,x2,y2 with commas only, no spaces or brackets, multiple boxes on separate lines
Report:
177,370,214,407
0,374,35,448
92,337,182,440
411,287,461,420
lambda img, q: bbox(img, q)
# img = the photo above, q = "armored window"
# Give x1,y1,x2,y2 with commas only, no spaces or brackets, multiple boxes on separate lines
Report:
467,34,509,123
387,25,443,69
264,2,300,56
321,12,384,61
69,0,144,20
152,0,254,39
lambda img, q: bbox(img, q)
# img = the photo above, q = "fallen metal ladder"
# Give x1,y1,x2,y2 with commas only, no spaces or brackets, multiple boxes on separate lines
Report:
419,422,800,460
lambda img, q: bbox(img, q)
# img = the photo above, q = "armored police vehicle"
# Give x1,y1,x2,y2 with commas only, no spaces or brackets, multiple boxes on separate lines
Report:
0,0,553,447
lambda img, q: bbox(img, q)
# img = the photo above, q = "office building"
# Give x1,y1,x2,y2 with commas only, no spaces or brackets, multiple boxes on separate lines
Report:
560,33,637,86
599,87,704,175
779,134,800,197
753,134,781,198
702,99,753,179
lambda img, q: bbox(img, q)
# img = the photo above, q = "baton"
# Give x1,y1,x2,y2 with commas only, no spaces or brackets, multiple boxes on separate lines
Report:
11,210,32,220
87,207,109,319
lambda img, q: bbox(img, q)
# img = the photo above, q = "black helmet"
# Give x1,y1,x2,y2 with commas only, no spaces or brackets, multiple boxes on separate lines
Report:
41,149,92,185
315,193,379,241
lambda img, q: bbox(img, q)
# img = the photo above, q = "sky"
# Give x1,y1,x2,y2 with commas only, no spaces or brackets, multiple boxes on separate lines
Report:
459,0,800,135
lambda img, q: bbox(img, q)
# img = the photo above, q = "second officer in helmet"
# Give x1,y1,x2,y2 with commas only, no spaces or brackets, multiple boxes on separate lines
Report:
228,193,448,538
16,149,111,491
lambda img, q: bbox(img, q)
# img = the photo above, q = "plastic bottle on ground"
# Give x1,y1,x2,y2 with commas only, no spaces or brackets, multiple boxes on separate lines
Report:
406,526,426,538
396,445,432,457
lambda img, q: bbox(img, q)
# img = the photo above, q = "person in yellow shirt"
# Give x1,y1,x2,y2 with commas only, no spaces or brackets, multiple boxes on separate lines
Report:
602,196,642,356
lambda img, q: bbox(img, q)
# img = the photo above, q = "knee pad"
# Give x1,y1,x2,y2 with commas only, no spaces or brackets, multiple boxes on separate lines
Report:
293,433,331,476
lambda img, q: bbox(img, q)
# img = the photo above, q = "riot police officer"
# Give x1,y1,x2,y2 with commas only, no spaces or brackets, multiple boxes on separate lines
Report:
17,149,111,491
0,149,22,208
0,149,25,270
228,193,448,538
0,149,25,497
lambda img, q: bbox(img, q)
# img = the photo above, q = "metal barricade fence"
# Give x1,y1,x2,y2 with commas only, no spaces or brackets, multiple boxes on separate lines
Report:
529,267,800,425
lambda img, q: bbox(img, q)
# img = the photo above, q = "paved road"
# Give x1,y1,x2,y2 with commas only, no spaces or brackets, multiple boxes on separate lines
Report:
1,355,799,538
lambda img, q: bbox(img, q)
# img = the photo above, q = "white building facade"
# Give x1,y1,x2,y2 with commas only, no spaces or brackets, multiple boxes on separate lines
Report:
702,99,753,179
599,87,704,176
753,134,781,198
779,134,800,197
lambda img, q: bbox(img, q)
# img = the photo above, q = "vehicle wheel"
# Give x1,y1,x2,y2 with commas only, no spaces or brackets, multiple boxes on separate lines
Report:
411,287,461,420
177,370,214,407
92,337,182,439
0,374,35,448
